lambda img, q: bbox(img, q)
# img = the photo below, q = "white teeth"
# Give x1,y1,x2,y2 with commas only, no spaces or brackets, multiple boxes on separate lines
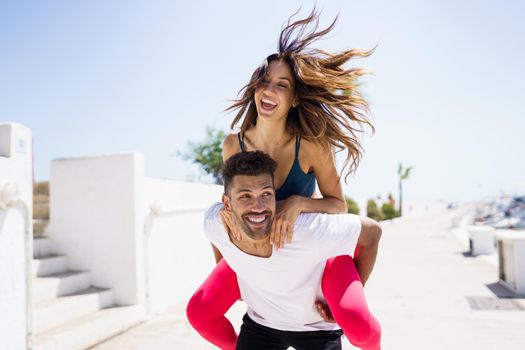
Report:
261,98,277,106
246,215,266,223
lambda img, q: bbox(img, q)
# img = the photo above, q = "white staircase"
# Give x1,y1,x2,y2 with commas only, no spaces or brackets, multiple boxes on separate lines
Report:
32,236,145,350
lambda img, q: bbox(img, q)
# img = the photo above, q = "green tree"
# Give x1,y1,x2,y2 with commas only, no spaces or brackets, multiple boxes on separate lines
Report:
366,199,384,221
387,192,395,206
398,163,413,217
381,192,399,220
345,197,360,215
181,127,226,184
381,202,398,220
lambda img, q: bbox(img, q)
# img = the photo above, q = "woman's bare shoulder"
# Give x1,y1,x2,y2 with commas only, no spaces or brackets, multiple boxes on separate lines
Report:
300,137,331,160
223,132,241,160
223,132,238,148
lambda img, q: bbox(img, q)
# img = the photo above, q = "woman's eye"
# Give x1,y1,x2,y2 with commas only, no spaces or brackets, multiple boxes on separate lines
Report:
278,84,288,89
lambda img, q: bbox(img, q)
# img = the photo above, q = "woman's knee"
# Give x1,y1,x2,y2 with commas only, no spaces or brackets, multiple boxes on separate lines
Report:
344,313,381,346
186,290,213,329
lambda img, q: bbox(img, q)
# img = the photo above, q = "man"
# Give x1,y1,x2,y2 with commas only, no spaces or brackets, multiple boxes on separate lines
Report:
188,151,382,350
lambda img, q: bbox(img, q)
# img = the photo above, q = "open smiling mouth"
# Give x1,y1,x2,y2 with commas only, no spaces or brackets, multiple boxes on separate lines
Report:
243,212,272,226
261,97,277,111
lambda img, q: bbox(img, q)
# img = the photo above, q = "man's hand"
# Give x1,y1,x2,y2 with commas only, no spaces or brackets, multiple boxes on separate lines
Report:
270,195,303,249
315,301,336,323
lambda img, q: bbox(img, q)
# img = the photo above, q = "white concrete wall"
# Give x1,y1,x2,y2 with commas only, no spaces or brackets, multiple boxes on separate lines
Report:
0,122,32,350
515,239,525,294
143,178,222,313
47,152,225,314
47,153,145,305
496,231,525,295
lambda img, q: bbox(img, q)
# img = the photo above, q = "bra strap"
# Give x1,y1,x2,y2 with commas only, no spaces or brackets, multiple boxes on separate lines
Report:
237,130,246,152
295,134,301,158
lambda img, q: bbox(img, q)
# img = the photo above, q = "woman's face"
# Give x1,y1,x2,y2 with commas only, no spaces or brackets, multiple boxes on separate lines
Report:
254,60,296,122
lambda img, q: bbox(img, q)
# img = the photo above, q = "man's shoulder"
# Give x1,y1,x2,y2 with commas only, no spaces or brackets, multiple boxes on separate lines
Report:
205,202,223,222
295,211,340,226
295,212,361,233
203,202,224,238
293,212,327,234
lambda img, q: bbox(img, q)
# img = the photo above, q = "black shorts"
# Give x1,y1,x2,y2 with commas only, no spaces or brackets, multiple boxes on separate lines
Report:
236,314,343,350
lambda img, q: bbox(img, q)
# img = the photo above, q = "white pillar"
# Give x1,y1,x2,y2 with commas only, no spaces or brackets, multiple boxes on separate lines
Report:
0,122,33,350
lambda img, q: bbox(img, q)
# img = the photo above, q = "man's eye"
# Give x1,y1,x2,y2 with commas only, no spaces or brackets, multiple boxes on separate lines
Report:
263,192,273,198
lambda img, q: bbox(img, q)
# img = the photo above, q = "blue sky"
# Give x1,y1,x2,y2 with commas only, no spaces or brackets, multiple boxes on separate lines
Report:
1,0,524,204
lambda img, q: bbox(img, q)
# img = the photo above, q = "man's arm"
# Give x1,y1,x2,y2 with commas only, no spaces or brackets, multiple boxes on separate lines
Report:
203,203,226,264
355,217,382,286
212,243,223,263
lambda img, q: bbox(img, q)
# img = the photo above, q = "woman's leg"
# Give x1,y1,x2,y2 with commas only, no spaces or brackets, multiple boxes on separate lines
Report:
186,259,241,350
321,251,382,350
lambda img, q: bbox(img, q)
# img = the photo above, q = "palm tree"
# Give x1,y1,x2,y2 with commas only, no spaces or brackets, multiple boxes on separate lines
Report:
398,163,413,216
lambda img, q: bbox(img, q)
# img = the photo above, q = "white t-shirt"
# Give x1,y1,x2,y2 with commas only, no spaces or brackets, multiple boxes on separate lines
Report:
204,203,362,332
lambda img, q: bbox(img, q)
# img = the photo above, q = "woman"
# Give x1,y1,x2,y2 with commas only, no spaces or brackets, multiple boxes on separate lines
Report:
187,9,381,350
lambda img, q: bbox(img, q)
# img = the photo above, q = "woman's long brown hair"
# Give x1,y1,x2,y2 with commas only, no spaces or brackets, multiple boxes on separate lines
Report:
227,8,375,181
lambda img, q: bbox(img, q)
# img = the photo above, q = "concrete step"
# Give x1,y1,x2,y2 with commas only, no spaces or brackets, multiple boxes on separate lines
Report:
34,182,49,196
33,236,54,258
33,202,50,220
33,254,68,277
32,270,92,304
34,304,145,350
33,287,114,334
33,193,49,204
34,218,49,236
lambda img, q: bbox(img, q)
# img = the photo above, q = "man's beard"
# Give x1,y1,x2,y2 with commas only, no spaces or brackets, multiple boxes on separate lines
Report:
232,210,273,240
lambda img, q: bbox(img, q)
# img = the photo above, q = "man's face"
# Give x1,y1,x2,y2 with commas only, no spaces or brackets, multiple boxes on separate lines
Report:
223,174,276,240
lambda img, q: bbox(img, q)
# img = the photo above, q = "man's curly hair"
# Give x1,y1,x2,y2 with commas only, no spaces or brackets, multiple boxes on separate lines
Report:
221,151,277,194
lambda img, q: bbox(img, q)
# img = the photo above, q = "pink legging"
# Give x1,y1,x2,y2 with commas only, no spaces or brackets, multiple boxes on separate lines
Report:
186,252,381,350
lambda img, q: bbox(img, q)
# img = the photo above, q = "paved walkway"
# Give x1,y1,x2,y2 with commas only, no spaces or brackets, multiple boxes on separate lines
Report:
90,204,525,350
